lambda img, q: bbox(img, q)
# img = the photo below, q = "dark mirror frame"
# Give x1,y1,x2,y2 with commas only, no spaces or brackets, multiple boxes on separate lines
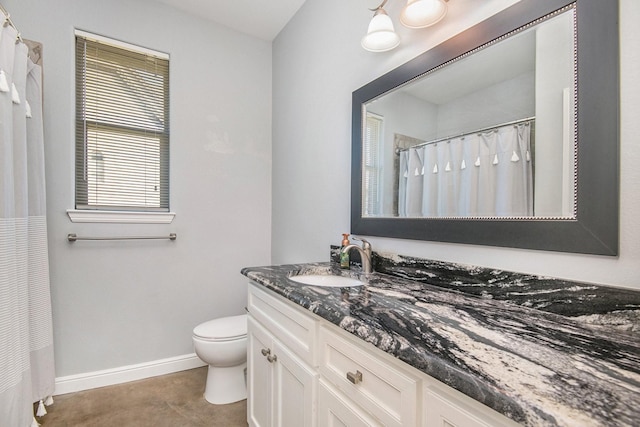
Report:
351,0,619,256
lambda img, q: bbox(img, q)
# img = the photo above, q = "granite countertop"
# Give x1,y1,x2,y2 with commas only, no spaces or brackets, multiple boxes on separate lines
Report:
241,254,640,427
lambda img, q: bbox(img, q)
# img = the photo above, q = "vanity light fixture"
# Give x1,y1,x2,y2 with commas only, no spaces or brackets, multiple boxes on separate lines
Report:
400,0,449,28
361,3,401,52
362,0,449,52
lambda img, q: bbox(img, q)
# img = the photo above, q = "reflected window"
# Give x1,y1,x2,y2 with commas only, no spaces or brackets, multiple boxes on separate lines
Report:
363,112,383,216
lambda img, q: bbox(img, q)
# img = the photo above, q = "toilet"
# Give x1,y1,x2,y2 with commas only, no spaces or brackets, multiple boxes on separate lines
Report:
192,314,248,404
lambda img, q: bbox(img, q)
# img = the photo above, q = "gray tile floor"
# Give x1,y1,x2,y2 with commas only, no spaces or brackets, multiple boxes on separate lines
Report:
36,367,247,427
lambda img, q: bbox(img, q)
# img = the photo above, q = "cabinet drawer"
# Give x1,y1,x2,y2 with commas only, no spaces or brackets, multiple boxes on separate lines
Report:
424,382,522,427
318,379,383,427
425,391,492,427
248,283,317,366
319,326,419,427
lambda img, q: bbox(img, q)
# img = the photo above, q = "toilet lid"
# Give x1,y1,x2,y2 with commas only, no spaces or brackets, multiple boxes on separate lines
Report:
193,314,247,340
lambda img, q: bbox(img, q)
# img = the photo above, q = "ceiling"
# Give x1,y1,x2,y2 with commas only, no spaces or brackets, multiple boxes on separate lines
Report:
152,0,308,41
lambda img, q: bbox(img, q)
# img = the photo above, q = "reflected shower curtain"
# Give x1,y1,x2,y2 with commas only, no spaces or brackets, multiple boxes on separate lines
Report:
399,122,533,217
0,13,55,427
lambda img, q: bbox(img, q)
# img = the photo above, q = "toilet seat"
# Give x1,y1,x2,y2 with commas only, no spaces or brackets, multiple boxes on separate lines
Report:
193,314,247,342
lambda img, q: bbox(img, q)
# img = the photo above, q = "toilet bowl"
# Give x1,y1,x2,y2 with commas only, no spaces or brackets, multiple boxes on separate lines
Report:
192,314,247,404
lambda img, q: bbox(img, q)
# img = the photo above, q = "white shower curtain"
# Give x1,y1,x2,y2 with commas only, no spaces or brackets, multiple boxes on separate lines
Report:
0,11,55,427
399,121,533,217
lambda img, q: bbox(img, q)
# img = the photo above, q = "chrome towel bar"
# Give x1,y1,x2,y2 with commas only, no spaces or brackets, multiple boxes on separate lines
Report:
67,233,177,242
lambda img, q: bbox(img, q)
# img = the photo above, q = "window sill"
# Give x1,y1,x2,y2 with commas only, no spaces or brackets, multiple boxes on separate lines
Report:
67,209,176,224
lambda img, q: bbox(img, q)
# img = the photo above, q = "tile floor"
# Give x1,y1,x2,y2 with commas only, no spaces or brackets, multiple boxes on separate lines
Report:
35,367,247,427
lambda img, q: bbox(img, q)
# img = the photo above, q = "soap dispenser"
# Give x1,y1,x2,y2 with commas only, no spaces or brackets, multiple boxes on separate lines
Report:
340,234,350,268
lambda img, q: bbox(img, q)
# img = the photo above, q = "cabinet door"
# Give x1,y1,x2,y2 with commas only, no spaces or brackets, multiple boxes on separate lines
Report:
318,380,382,427
273,341,318,427
248,316,274,427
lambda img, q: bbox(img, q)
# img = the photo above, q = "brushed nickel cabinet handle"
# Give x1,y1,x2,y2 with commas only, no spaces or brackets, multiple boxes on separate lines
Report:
261,348,270,357
346,370,363,384
267,354,278,363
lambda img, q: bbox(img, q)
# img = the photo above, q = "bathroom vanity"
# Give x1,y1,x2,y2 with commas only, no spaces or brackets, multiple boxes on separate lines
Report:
242,253,640,427
246,281,520,427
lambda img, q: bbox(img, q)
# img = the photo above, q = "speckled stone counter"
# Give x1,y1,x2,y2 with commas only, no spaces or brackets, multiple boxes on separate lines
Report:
241,253,640,427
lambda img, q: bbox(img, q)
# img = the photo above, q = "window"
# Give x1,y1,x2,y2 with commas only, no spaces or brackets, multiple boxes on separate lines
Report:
75,32,170,213
363,113,383,216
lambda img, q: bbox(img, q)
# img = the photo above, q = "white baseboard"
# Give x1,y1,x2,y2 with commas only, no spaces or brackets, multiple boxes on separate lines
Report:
54,353,206,395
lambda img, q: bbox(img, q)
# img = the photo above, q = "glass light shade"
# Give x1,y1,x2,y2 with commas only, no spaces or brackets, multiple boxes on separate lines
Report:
361,10,400,52
400,0,448,29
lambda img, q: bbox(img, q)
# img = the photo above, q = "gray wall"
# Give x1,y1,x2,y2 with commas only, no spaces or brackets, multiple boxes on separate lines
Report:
5,0,272,377
272,0,640,290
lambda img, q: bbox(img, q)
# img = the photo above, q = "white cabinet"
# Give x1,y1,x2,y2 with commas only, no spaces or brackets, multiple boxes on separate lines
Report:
247,283,521,427
247,316,317,427
247,285,319,427
247,316,272,427
247,317,273,427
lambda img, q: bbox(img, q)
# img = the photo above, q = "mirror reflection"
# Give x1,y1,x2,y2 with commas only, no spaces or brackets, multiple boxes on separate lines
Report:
362,8,575,219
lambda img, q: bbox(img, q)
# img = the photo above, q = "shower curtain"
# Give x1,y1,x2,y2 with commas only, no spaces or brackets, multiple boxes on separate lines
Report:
0,10,55,427
398,121,533,217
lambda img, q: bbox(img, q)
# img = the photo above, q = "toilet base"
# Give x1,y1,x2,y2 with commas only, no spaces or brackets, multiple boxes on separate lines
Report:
203,362,247,405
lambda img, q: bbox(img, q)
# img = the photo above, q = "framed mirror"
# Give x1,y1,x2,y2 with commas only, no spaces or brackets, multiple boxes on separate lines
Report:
351,0,619,255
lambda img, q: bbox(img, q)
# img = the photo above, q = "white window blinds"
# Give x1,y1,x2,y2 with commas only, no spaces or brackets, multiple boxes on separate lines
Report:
363,113,383,216
75,33,170,212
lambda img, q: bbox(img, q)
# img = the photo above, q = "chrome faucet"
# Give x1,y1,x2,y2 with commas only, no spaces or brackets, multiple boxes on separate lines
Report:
340,236,373,275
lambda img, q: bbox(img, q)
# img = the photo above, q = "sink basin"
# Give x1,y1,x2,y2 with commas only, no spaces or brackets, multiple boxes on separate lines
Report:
289,274,365,288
